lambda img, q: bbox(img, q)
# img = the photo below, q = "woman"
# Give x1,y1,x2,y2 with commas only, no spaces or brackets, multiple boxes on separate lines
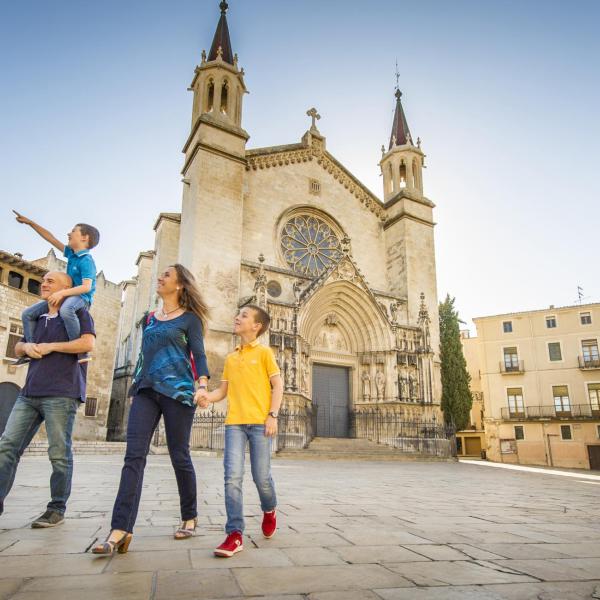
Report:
92,264,210,555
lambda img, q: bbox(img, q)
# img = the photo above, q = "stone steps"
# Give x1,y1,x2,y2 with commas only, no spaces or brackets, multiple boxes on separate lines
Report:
24,441,127,455
276,437,456,461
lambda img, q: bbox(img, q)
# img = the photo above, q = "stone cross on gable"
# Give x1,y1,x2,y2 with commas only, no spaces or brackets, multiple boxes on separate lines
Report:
306,107,321,131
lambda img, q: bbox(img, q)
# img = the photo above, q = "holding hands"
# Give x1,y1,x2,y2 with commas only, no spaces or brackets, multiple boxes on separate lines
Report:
194,388,210,408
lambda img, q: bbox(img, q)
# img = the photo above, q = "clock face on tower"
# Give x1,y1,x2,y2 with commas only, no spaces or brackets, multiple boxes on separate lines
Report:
280,215,343,277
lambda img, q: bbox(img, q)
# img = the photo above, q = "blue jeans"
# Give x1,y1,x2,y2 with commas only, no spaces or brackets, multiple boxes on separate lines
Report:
0,395,78,515
111,388,197,532
22,296,89,342
224,425,277,534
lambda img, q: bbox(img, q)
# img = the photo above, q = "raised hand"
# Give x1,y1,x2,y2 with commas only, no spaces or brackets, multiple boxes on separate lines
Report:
12,209,32,225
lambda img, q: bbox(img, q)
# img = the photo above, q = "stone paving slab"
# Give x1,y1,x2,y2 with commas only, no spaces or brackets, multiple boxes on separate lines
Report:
1,455,599,599
375,581,600,599
232,564,414,595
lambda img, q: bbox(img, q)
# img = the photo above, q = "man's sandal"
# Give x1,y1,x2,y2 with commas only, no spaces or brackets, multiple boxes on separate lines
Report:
174,517,198,540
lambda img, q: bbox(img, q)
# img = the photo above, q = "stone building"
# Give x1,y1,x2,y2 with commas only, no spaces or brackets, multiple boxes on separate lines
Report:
0,248,121,440
457,330,486,458
110,2,443,440
468,303,600,470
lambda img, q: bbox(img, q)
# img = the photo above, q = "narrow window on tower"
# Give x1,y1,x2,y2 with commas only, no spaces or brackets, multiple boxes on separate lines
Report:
399,161,406,188
220,80,229,114
206,79,215,113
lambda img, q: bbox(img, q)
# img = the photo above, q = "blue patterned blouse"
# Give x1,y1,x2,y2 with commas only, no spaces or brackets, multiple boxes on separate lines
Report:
129,311,210,406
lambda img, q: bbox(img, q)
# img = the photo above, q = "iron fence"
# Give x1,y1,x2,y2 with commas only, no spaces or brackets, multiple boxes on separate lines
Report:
152,408,314,451
152,406,456,458
350,409,457,457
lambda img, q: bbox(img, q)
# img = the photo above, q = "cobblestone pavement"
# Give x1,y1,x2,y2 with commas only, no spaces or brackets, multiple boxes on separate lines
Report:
1,455,600,599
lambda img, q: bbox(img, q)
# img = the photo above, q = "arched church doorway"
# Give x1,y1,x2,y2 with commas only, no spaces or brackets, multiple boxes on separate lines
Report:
0,382,20,436
312,364,349,437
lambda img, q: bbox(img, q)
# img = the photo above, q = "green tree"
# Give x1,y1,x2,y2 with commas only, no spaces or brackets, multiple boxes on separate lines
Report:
439,294,472,430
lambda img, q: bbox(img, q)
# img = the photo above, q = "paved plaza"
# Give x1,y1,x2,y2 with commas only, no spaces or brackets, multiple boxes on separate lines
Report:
1,455,599,600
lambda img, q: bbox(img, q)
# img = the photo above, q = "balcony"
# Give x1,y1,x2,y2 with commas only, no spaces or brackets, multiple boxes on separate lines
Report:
578,356,600,370
501,404,600,420
500,360,525,374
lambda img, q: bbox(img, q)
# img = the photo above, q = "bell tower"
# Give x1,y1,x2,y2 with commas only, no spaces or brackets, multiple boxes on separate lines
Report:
380,88,425,202
189,1,247,129
381,85,440,392
178,1,249,363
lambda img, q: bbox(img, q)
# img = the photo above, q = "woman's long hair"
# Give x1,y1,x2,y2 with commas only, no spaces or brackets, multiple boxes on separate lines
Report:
171,263,210,332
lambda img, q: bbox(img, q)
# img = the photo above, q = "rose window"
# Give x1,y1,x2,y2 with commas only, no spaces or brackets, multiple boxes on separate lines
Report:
281,215,343,277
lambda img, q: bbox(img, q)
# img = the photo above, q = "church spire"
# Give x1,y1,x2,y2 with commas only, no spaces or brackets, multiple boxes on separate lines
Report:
208,1,234,64
389,88,412,149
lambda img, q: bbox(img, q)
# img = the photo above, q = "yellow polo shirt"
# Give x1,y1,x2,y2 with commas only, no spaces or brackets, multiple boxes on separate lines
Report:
222,340,280,425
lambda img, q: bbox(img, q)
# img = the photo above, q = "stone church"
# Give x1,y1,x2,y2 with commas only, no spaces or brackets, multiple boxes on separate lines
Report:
110,1,442,439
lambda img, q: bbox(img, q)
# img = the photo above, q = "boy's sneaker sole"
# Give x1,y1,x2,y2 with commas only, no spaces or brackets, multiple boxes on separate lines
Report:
214,544,243,558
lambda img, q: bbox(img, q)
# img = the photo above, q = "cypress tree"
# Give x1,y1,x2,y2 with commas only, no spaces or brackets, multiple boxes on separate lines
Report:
439,294,472,430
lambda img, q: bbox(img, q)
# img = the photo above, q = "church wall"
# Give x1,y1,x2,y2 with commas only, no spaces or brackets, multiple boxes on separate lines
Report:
242,160,389,292
149,216,181,312
178,146,245,333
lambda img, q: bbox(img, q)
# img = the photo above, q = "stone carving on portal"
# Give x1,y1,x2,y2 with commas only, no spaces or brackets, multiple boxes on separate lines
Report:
299,354,310,395
314,313,347,352
375,369,385,401
361,370,371,401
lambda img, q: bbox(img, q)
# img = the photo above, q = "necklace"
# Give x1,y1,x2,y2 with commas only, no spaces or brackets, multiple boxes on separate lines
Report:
160,305,181,318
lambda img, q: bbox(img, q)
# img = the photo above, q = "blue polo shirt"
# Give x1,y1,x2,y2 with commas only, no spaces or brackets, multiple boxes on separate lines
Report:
21,309,96,401
64,246,96,305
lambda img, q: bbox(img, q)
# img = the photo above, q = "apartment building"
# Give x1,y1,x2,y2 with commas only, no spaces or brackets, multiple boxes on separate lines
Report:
471,303,600,470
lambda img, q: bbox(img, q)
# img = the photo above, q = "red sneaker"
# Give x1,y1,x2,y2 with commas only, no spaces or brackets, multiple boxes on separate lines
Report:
262,509,277,538
214,531,243,557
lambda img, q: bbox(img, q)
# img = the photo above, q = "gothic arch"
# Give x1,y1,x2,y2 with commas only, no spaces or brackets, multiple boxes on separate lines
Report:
299,279,392,353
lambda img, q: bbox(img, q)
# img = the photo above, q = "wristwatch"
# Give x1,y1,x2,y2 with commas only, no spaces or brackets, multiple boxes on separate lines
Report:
268,411,279,419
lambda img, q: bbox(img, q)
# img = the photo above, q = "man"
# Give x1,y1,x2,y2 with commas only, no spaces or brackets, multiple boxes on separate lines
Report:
0,271,95,527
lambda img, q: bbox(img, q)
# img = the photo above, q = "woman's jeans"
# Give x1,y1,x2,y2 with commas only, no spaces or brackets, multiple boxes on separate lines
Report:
224,425,277,534
22,296,89,342
0,395,78,515
111,388,197,532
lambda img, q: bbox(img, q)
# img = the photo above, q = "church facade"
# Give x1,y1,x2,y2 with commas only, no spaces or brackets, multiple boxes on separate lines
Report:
110,2,443,439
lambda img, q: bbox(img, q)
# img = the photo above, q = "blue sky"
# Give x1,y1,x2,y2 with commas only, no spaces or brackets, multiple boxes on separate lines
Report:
1,0,599,328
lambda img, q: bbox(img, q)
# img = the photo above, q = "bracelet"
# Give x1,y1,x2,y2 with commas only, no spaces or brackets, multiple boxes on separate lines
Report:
198,385,208,390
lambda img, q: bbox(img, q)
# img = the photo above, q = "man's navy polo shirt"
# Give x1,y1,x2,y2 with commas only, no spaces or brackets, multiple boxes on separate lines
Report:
64,246,97,305
21,309,96,401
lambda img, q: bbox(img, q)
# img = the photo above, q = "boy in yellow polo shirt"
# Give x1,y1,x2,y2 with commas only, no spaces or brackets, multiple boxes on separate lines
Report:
195,304,283,557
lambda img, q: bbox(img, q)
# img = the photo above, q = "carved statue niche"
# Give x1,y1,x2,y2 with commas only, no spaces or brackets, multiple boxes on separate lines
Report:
361,370,371,401
399,372,409,401
375,369,386,402
300,355,310,394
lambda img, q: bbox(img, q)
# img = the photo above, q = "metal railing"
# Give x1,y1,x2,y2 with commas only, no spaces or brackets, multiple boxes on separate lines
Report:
500,360,525,374
579,356,600,369
350,410,457,458
152,407,457,458
501,404,600,420
152,408,315,451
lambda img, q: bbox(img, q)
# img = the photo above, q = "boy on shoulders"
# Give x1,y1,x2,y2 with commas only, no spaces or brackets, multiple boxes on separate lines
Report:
13,210,99,363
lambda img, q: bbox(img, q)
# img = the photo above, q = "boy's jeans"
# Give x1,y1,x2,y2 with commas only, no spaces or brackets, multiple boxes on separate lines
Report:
22,296,89,342
224,425,277,534
0,395,78,515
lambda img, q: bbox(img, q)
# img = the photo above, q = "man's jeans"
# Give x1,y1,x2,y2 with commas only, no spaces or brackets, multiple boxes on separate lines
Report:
22,296,89,342
0,396,78,515
224,425,277,534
